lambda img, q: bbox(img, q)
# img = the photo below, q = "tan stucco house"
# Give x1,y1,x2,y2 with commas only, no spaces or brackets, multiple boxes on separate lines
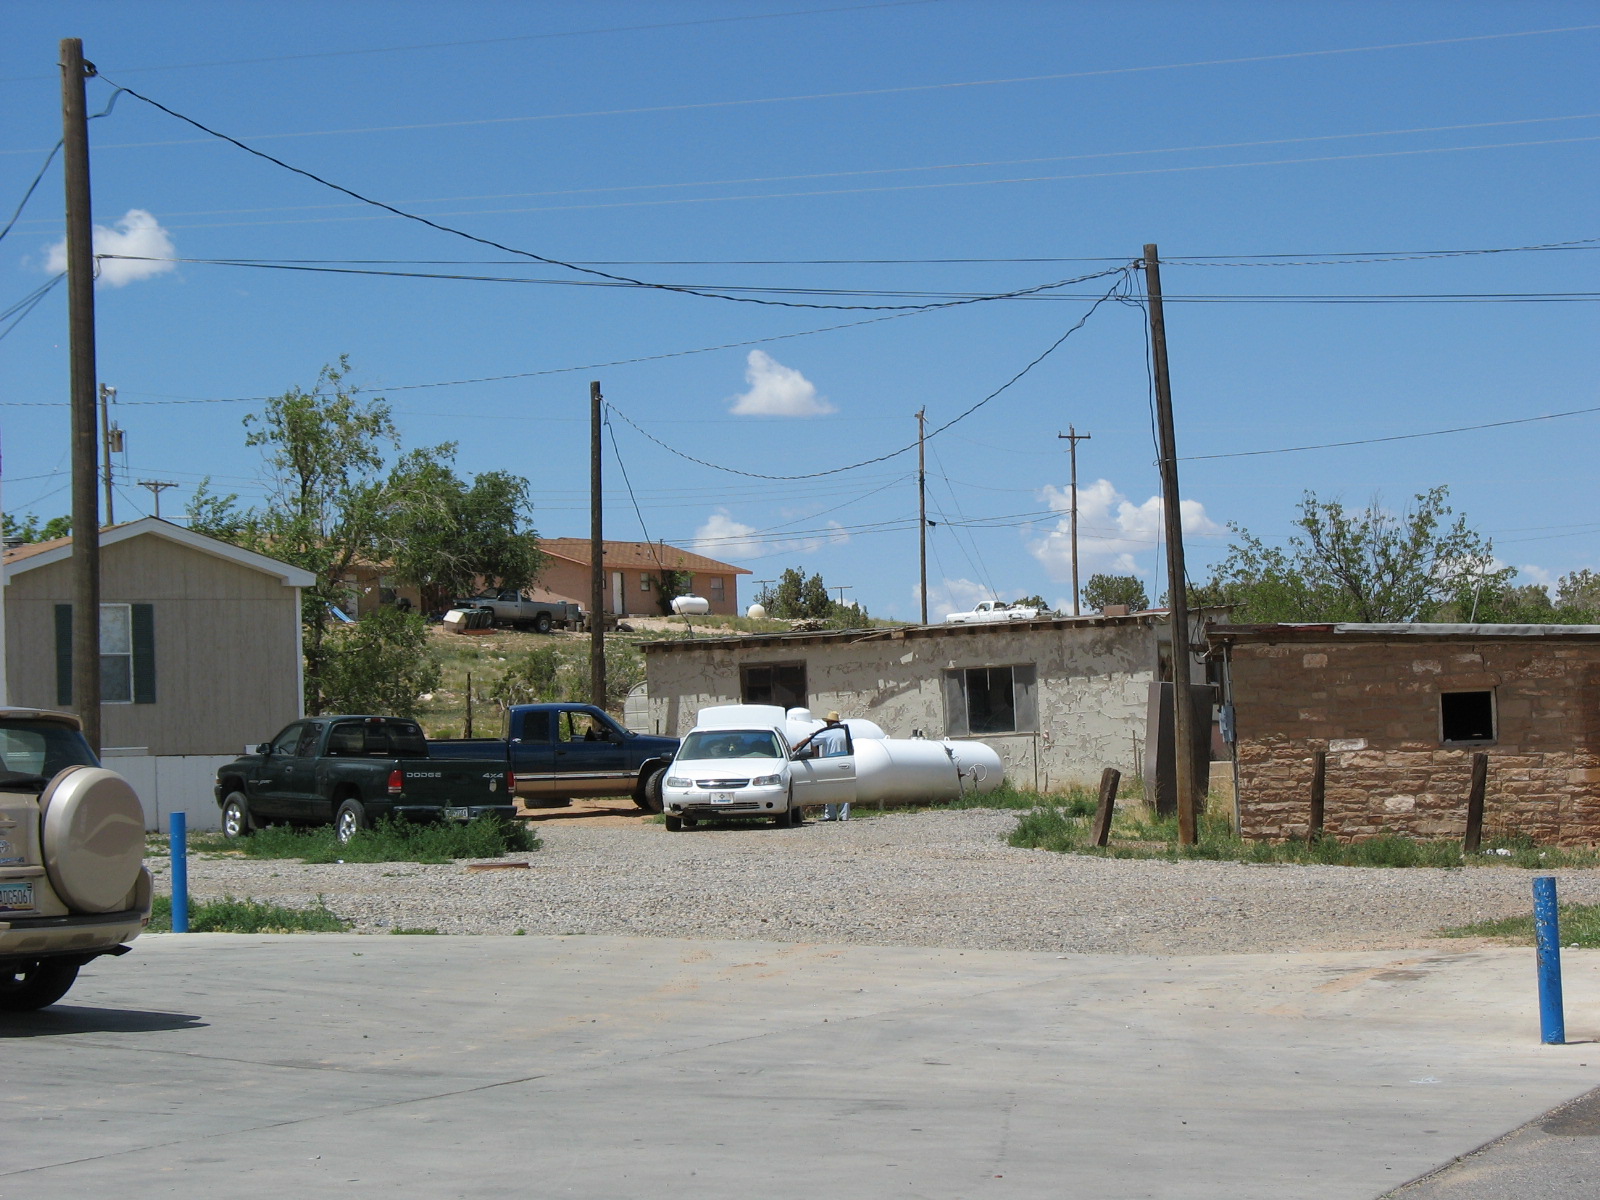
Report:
538,539,750,618
642,612,1215,793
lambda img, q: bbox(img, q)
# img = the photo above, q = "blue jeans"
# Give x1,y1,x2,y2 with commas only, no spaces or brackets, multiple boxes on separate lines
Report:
824,803,851,821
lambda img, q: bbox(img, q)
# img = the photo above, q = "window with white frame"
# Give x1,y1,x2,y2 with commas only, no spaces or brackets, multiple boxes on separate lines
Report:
54,602,156,706
943,664,1038,735
100,604,134,703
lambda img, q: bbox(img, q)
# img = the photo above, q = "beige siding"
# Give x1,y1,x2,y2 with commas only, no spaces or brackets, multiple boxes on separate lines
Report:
644,620,1160,791
6,536,302,755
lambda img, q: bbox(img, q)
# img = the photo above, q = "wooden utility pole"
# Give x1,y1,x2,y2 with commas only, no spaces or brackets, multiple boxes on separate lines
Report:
917,407,928,624
1143,243,1197,845
137,479,176,519
1057,425,1091,616
589,381,606,710
62,38,101,752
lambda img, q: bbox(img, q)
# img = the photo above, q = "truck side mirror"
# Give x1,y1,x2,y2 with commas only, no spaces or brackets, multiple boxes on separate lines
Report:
256,743,272,755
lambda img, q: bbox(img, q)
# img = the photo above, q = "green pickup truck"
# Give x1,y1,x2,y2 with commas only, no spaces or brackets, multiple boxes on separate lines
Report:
214,715,515,843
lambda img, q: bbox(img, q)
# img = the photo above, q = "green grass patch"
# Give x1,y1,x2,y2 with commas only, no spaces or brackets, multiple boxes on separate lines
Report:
150,893,348,933
1440,903,1600,946
1003,795,1600,869
237,815,540,865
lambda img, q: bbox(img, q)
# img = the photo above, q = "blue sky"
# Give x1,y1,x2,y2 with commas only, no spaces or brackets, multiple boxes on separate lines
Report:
3,0,1596,619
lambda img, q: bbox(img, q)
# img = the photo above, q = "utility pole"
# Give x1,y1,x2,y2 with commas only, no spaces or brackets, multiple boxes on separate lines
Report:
138,480,177,519
832,585,852,608
62,38,101,753
1144,243,1197,845
1057,425,1091,616
917,407,928,624
589,381,606,711
99,383,118,524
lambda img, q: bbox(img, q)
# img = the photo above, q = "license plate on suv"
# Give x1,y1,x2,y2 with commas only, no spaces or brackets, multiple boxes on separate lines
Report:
0,881,35,912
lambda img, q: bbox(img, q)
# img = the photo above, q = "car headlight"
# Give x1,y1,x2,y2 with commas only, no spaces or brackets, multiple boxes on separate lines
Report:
750,774,781,787
665,776,690,788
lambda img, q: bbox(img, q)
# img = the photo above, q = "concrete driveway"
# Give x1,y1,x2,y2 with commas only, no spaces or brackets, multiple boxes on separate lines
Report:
4,935,1598,1199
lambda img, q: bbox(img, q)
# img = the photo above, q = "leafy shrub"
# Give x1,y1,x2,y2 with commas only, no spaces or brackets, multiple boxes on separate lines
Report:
240,815,539,864
150,894,348,933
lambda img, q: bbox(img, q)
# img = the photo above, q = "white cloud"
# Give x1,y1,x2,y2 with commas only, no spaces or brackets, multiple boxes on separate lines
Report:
1519,563,1555,586
690,508,850,562
46,209,177,287
728,350,834,416
1027,478,1222,581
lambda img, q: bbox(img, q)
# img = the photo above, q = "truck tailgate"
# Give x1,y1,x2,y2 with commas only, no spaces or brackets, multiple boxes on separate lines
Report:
392,758,511,805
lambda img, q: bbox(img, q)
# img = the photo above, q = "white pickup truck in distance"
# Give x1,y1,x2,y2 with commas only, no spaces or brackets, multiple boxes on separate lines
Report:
943,600,1042,624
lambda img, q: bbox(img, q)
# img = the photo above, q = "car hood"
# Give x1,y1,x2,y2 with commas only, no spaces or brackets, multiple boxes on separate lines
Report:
669,758,787,780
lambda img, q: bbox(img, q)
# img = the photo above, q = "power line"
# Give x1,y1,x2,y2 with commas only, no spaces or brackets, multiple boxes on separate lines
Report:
605,269,1132,481
0,2,939,83
1183,405,1600,460
99,76,1120,315
20,22,1596,143
0,273,65,345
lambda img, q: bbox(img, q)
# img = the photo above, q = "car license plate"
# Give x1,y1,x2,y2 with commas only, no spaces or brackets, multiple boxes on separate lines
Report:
444,807,471,821
0,881,35,912
710,792,736,804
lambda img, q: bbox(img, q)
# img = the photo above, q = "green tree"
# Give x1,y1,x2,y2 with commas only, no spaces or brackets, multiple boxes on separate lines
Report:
1557,570,1600,616
1205,486,1507,623
2,513,71,543
379,445,543,610
756,566,867,625
651,568,693,615
488,642,642,714
1081,574,1149,613
316,607,441,717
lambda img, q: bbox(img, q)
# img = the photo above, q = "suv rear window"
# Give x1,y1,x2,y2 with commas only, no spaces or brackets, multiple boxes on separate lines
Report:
0,720,98,789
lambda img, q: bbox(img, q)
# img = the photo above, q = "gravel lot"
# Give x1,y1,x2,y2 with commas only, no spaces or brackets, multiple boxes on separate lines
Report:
147,808,1600,955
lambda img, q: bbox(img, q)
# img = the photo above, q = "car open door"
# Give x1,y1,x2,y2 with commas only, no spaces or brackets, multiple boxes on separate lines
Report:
790,728,857,809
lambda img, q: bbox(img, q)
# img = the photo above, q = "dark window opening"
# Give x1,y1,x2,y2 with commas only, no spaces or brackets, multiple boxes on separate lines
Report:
741,662,806,709
1441,690,1495,743
944,664,1038,736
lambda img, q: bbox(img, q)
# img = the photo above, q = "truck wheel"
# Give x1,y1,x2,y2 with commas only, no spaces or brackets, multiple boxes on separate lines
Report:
335,799,369,845
664,815,683,832
636,767,666,813
220,791,254,840
534,612,553,634
0,958,80,1011
481,610,496,628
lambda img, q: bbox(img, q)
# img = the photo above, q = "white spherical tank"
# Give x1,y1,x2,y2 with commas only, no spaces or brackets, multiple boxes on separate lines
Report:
746,602,767,619
671,594,711,615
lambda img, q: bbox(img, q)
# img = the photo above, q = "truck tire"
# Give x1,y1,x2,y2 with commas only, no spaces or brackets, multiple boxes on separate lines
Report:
0,958,80,1011
220,791,254,840
335,798,369,844
534,612,553,634
635,767,666,813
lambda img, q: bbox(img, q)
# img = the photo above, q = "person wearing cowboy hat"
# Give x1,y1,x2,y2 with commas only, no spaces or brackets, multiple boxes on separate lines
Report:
794,711,851,821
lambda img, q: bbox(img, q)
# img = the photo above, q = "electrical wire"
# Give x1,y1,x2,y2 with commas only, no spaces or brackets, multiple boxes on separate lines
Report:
0,273,65,345
606,269,1133,480
1183,404,1600,460
98,76,1128,315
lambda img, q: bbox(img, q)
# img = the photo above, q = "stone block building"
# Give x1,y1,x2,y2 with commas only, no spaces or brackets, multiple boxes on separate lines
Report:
1209,623,1600,844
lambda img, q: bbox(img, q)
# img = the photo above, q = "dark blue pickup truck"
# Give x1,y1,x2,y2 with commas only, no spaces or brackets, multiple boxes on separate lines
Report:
430,703,679,812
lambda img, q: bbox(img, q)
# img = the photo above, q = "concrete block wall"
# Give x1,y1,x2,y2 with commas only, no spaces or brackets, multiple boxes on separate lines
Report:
1229,638,1600,844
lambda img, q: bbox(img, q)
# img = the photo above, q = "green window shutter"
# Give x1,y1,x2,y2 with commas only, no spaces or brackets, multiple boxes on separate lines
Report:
132,603,156,704
54,604,73,707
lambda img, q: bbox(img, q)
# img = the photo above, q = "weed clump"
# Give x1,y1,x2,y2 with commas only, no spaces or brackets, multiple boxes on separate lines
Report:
240,815,540,865
150,894,348,933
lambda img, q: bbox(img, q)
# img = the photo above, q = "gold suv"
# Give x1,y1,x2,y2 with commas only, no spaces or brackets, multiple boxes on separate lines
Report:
0,708,152,1011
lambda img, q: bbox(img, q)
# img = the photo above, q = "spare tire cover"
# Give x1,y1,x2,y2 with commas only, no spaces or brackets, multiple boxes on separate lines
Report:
40,766,145,913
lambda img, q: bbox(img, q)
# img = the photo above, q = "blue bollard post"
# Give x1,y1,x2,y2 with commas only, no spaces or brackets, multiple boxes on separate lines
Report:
169,811,189,934
1534,875,1565,1045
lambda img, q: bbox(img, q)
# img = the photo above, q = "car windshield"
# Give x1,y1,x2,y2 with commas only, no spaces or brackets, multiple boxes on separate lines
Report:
679,730,785,760
0,720,98,790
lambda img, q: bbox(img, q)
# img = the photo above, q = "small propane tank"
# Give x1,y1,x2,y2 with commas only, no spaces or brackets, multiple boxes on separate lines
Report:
746,602,767,619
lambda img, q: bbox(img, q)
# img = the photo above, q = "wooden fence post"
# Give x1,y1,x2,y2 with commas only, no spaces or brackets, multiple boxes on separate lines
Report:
1463,752,1488,854
1309,749,1327,838
1091,767,1121,848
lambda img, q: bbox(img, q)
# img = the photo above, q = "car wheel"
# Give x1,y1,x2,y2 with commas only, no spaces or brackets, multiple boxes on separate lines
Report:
220,791,254,840
534,612,553,634
636,767,666,813
0,958,81,1012
481,610,496,628
334,799,369,845
664,815,683,832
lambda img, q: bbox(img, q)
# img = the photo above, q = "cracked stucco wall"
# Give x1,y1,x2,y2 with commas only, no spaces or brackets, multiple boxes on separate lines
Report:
643,621,1161,791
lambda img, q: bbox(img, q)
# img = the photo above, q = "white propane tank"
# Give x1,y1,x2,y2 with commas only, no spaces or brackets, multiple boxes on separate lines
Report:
746,602,767,619
671,594,711,615
944,739,1005,793
853,738,963,804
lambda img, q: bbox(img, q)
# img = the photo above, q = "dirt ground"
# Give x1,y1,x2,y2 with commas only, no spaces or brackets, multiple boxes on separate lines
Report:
513,795,658,828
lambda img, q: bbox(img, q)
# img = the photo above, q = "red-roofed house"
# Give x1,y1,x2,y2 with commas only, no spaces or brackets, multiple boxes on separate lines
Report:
536,539,750,617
